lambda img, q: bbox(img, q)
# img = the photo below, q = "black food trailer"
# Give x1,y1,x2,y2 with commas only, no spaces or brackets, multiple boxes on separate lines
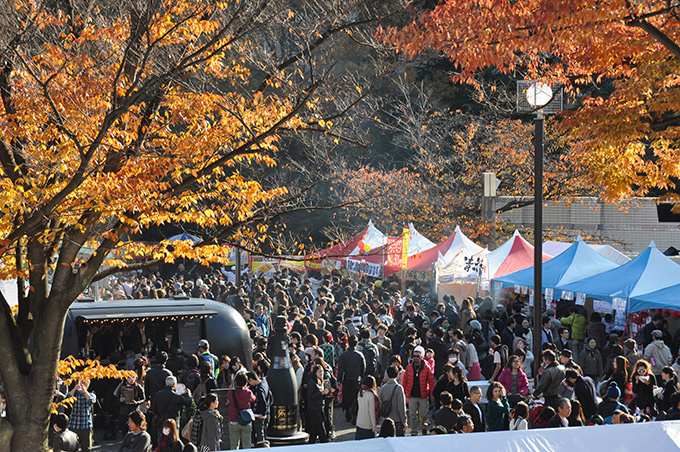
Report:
63,297,252,367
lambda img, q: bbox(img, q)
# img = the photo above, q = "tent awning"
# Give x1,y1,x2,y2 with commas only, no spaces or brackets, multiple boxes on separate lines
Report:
495,237,618,295
557,242,680,302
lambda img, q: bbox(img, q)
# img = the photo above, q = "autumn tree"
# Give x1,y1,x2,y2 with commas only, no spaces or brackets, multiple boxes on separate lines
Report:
381,0,680,204
366,76,596,245
0,0,410,449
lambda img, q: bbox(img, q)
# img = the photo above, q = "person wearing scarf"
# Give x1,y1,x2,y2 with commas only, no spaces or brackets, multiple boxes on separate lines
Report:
356,376,378,440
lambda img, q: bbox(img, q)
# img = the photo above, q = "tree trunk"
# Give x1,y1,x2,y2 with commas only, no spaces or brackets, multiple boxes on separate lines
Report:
1,299,68,452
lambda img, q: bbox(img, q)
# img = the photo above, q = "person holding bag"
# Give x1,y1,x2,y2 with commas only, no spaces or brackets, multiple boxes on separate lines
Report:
227,373,256,450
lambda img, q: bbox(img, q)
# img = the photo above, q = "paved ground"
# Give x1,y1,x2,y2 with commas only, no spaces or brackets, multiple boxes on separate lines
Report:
92,405,361,451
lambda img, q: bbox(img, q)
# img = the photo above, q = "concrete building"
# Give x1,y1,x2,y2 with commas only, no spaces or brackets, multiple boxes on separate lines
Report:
495,197,680,257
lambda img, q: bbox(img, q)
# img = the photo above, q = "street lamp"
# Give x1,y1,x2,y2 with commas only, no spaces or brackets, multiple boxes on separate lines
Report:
526,81,552,379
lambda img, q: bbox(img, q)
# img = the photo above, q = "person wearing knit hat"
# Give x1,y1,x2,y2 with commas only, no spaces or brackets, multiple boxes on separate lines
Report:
596,381,630,424
606,381,621,399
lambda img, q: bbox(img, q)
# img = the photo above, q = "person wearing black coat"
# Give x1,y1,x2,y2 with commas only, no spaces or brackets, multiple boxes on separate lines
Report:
500,318,516,351
462,387,485,432
149,376,192,441
546,398,571,428
337,336,366,423
306,364,330,443
433,392,458,433
426,328,449,378
564,369,599,419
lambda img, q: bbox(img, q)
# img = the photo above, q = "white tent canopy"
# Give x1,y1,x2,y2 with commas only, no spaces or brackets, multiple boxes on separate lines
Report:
256,421,680,452
406,222,436,257
439,226,485,265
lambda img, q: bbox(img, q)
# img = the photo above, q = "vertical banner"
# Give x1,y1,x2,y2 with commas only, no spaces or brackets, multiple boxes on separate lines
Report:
386,237,403,269
401,227,409,270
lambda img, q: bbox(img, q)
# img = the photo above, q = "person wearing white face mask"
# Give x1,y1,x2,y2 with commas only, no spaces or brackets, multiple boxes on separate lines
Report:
447,348,468,379
155,418,183,452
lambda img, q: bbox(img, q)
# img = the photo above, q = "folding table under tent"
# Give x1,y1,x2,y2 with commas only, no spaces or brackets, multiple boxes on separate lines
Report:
493,236,620,298
557,241,680,304
430,227,485,301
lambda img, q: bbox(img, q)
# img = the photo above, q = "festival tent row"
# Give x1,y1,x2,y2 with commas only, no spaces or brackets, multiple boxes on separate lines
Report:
557,242,680,313
304,221,388,272
249,420,680,452
493,236,620,298
437,230,551,301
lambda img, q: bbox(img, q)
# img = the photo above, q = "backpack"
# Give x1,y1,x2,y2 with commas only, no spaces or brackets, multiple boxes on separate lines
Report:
185,368,200,388
190,412,203,445
193,375,208,402
361,343,378,377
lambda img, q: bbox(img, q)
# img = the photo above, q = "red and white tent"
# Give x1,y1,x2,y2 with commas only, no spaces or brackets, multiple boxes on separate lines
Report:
489,230,552,279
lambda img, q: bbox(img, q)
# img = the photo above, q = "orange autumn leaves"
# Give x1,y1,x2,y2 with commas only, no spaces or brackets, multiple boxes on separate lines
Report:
0,0,320,277
381,0,680,202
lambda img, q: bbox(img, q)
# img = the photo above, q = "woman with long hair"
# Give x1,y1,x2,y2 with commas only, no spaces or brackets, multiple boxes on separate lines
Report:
155,418,183,452
228,356,247,388
568,399,586,426
448,365,470,403
197,393,223,451
460,298,476,335
514,338,534,378
216,355,231,389
433,363,454,409
631,359,657,416
486,381,510,431
355,375,378,440
311,357,337,439
611,355,629,399
306,364,330,443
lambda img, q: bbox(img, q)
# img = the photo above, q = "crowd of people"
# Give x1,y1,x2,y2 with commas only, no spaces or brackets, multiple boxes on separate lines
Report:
26,264,680,451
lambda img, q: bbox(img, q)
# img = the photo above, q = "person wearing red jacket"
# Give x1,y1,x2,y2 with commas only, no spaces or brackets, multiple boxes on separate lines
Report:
402,347,435,435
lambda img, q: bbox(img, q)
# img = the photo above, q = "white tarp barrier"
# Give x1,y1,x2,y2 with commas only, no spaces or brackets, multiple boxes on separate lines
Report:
252,420,680,452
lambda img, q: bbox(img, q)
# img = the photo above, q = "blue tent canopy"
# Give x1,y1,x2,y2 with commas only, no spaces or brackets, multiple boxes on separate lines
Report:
557,242,680,304
628,284,680,313
493,237,619,296
166,233,202,243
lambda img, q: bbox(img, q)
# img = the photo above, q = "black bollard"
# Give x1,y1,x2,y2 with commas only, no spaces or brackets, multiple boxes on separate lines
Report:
266,316,309,445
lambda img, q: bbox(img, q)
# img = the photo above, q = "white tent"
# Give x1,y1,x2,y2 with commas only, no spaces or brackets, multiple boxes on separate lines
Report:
406,223,436,257
439,226,485,265
435,227,487,301
258,421,680,452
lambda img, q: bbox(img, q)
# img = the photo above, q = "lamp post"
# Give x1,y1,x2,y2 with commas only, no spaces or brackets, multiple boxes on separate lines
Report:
526,82,553,379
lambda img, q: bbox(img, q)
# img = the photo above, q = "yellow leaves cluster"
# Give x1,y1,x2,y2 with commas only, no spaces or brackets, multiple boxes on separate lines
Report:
0,0,323,272
53,356,135,413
